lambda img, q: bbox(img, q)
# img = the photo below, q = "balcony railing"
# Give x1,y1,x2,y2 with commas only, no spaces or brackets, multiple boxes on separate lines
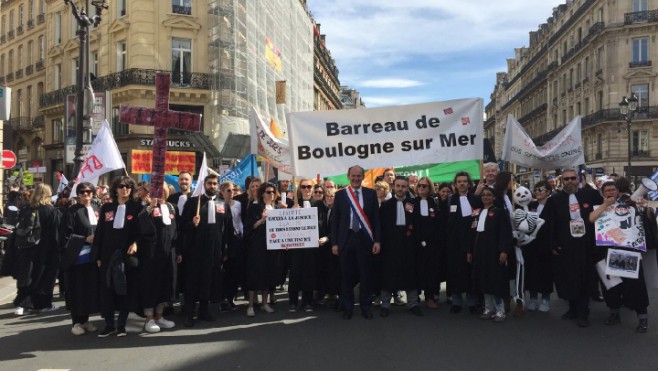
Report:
632,150,651,158
630,60,652,68
173,5,192,15
0,34,5,44
6,72,14,82
0,77,5,84
25,65,33,75
40,68,211,107
37,13,45,25
581,106,658,129
36,60,45,70
624,10,658,25
8,116,34,131
17,25,24,35
595,153,602,160
8,30,14,39
15,69,23,79
27,19,34,29
32,115,45,129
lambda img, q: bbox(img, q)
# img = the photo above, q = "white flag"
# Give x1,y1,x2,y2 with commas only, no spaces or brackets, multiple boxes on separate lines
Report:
501,114,585,169
249,107,293,174
192,152,209,198
71,120,125,194
56,172,69,195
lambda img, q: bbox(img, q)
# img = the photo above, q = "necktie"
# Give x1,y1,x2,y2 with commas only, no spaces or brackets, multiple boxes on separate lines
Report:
352,190,361,231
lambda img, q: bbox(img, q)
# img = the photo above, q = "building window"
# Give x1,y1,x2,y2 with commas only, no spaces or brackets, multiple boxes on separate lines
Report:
117,0,126,17
632,130,649,156
632,37,649,66
171,38,191,85
17,89,23,117
631,83,649,117
27,41,33,64
117,41,127,71
1,15,5,35
10,10,14,30
17,45,23,67
8,50,13,72
91,52,98,78
0,54,4,76
55,63,61,89
55,13,62,45
596,46,604,70
38,35,44,60
72,58,79,85
19,5,24,26
173,0,192,15
584,56,590,78
633,0,648,12
39,0,45,15
27,85,32,118
71,13,78,38
54,119,64,143
29,0,34,20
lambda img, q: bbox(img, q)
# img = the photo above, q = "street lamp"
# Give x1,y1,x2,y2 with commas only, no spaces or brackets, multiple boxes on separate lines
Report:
619,92,639,180
64,0,108,180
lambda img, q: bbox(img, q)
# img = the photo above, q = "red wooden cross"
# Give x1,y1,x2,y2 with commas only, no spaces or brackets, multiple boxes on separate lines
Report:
119,72,201,198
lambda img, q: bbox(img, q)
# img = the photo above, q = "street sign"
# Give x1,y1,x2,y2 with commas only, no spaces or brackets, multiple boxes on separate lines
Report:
533,170,541,180
1,150,17,169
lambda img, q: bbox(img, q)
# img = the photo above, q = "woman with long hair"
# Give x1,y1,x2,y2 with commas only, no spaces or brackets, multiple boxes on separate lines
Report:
412,177,442,309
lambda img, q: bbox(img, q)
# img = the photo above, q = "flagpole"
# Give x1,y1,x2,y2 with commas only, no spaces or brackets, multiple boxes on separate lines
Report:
292,176,298,207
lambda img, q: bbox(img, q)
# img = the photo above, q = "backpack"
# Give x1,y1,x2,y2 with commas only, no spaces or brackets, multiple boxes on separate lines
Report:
14,207,42,249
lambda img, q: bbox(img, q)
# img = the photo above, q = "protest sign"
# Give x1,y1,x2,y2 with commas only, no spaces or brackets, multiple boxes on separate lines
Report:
131,150,196,175
501,114,584,169
288,99,483,177
605,248,641,279
250,107,292,174
266,208,319,250
593,203,646,251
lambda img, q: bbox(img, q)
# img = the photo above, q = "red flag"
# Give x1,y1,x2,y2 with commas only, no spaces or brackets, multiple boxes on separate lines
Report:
461,117,470,125
443,107,453,115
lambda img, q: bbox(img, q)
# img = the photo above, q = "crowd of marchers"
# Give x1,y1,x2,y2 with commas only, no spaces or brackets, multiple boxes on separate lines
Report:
1,163,656,337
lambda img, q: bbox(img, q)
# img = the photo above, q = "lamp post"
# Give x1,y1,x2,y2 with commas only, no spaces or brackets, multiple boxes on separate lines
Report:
64,0,108,180
619,92,639,180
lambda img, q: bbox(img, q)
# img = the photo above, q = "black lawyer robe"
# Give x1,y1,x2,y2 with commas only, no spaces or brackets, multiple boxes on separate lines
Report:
470,207,514,297
412,196,443,294
445,193,482,294
380,196,417,291
523,200,553,294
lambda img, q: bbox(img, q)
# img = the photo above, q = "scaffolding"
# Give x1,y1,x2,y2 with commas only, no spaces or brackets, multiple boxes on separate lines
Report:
208,0,314,157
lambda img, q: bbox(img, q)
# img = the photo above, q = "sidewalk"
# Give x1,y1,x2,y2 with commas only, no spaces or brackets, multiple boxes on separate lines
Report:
0,275,16,305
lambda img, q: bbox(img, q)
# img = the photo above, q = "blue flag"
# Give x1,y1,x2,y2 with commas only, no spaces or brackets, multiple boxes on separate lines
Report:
219,154,258,189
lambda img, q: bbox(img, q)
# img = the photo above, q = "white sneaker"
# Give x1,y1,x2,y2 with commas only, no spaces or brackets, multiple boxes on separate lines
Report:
262,303,274,313
538,299,550,312
246,306,255,317
71,323,85,336
525,299,537,311
14,306,24,316
155,317,175,329
83,322,98,332
494,311,506,322
144,319,161,333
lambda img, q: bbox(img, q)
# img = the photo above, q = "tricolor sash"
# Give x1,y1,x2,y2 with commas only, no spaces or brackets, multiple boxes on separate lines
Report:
346,187,374,243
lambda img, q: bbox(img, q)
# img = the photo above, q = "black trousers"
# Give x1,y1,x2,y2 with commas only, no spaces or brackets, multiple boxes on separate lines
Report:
339,231,373,313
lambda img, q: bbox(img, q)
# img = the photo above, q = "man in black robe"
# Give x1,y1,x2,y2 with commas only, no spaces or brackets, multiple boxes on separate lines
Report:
180,174,235,327
166,170,193,313
379,176,422,317
544,168,600,328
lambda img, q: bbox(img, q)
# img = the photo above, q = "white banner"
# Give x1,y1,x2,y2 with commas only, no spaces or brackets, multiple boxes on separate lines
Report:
288,99,483,177
249,107,293,174
266,208,319,250
71,120,125,194
501,114,585,169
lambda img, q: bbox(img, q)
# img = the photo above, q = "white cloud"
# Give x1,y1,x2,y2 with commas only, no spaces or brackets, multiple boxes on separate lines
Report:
361,95,433,107
360,79,424,88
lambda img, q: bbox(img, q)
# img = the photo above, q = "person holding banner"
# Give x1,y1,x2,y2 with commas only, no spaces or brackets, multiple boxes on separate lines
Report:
412,177,442,310
589,181,649,333
543,169,599,328
180,174,235,327
379,176,423,317
445,172,482,314
244,182,284,317
331,165,381,320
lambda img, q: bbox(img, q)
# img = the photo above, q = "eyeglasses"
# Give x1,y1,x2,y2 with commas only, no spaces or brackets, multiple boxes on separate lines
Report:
534,188,546,192
300,185,313,189
417,184,430,188
562,176,578,181
117,184,130,189
264,190,276,195
314,191,324,194
78,190,93,195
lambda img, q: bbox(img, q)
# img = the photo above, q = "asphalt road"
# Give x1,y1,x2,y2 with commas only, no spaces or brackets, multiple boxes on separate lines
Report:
1,283,658,371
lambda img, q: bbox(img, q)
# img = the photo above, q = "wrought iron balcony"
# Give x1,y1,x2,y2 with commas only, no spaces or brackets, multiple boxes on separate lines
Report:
0,77,4,84
40,68,211,108
581,106,658,130
8,29,14,39
27,19,34,29
36,60,45,70
25,65,33,75
6,72,13,82
32,115,45,129
173,5,192,15
15,69,23,79
632,150,651,158
0,34,5,44
625,10,658,25
630,60,652,68
8,116,34,131
17,25,24,35
37,14,45,25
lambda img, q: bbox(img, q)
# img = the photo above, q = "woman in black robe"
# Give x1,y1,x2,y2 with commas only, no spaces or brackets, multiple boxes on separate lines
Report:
316,188,340,306
12,184,61,315
61,182,100,335
468,187,513,322
412,177,442,309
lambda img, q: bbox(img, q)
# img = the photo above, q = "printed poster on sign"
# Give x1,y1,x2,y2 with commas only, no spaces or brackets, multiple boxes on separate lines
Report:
593,203,646,251
605,248,641,279
266,208,319,250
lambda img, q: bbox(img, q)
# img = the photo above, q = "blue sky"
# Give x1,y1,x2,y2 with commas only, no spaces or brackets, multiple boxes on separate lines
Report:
307,0,562,108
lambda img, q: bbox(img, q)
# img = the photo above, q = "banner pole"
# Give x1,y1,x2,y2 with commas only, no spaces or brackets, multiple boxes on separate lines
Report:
292,176,298,207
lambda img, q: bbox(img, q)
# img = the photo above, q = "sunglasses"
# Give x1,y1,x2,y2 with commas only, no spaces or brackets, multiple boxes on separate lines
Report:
264,190,276,195
534,188,546,192
78,190,93,195
117,184,131,189
562,176,578,181
300,185,313,189
417,184,430,188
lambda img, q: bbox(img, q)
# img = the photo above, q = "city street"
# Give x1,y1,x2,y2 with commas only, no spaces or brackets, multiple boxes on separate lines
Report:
1,276,658,370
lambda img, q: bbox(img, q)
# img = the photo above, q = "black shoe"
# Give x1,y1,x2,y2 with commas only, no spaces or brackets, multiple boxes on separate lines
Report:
636,319,649,333
561,310,577,320
116,327,127,337
184,316,194,327
605,312,621,325
450,305,462,314
380,308,390,317
410,306,424,316
219,301,230,312
577,318,590,328
468,305,480,315
361,309,373,320
97,327,116,338
342,311,353,320
198,312,216,322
